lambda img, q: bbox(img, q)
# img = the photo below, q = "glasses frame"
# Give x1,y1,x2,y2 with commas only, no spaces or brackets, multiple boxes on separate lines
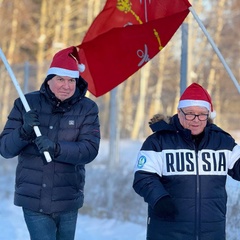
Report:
180,108,209,121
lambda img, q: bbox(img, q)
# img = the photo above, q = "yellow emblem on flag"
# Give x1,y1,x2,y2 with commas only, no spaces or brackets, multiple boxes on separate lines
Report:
116,0,162,50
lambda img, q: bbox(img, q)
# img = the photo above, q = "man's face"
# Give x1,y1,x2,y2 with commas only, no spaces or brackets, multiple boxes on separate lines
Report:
178,106,209,135
47,75,76,101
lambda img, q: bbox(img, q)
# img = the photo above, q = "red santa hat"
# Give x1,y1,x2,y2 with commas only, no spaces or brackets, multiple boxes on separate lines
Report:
178,83,216,119
47,46,85,78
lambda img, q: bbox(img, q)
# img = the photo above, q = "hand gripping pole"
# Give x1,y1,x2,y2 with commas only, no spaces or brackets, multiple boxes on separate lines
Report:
0,48,52,162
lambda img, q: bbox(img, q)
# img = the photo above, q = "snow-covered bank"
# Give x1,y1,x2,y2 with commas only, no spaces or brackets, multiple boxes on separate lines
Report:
0,153,146,240
1,138,240,239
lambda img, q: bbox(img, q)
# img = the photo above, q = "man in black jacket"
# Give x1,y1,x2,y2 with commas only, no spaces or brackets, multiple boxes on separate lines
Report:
133,83,240,240
0,46,100,240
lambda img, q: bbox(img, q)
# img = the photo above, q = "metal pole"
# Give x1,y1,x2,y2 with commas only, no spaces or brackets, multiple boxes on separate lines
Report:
180,23,188,95
109,87,119,168
24,61,29,94
189,6,240,94
107,87,119,212
0,48,52,162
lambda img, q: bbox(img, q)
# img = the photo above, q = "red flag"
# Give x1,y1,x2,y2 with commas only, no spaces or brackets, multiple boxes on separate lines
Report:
78,0,191,97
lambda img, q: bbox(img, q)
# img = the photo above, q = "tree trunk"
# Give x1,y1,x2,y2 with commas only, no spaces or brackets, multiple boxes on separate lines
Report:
131,63,150,139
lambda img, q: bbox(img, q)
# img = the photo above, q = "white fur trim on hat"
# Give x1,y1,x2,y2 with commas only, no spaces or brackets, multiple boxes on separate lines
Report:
78,64,85,73
47,67,79,78
178,100,211,112
210,111,216,119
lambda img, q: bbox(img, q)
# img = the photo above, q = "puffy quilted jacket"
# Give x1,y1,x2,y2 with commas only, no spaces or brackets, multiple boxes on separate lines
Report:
133,114,240,240
0,76,100,214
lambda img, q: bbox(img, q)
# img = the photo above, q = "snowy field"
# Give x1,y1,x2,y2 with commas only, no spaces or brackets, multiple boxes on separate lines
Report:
0,140,146,240
0,135,240,239
0,196,146,240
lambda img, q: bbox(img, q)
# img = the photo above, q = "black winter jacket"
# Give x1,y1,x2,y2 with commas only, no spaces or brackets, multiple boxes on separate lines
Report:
133,114,240,240
0,76,100,214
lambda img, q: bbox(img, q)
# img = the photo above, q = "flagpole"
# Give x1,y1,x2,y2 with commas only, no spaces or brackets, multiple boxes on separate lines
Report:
0,48,52,162
189,7,240,94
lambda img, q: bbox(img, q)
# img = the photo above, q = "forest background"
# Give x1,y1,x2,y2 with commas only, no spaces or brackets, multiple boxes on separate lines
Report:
0,1,240,238
0,0,239,139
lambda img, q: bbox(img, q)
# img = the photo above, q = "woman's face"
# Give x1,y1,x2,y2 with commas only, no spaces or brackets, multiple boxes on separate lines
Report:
178,106,209,135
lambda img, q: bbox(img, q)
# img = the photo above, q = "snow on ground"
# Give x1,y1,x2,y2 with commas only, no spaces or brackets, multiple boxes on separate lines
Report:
0,200,146,240
0,153,146,240
0,138,146,240
0,134,240,239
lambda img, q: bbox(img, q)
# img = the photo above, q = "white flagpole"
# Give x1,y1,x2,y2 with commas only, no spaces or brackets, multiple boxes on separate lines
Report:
189,7,240,94
0,48,52,162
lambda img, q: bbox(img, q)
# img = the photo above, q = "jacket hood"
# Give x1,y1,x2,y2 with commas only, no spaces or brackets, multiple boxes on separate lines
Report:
75,75,88,97
149,114,173,132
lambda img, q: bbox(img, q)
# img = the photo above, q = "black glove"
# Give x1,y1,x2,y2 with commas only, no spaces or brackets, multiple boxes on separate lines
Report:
35,136,59,158
154,196,178,219
21,110,40,135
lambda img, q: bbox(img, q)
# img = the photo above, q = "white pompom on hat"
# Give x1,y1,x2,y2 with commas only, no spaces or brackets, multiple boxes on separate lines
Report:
47,46,85,78
178,83,216,119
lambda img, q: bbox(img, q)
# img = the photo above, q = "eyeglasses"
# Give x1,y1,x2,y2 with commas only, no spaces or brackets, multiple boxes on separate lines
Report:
180,108,209,121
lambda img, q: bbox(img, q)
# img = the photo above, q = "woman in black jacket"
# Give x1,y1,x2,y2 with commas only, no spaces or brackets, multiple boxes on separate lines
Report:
0,46,100,240
133,83,240,240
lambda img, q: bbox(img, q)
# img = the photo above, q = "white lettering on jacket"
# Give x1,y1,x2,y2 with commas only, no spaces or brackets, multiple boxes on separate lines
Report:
135,149,232,176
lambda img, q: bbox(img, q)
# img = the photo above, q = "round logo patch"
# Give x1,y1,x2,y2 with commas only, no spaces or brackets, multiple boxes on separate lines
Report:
137,155,146,168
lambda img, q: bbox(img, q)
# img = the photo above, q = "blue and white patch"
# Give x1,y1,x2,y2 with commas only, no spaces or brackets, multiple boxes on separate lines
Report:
137,155,147,168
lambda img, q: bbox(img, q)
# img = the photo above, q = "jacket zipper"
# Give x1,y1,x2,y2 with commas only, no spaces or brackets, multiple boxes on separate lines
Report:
195,144,200,240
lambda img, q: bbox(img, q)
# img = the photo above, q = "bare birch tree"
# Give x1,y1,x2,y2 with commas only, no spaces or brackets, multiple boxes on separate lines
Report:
0,0,239,134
